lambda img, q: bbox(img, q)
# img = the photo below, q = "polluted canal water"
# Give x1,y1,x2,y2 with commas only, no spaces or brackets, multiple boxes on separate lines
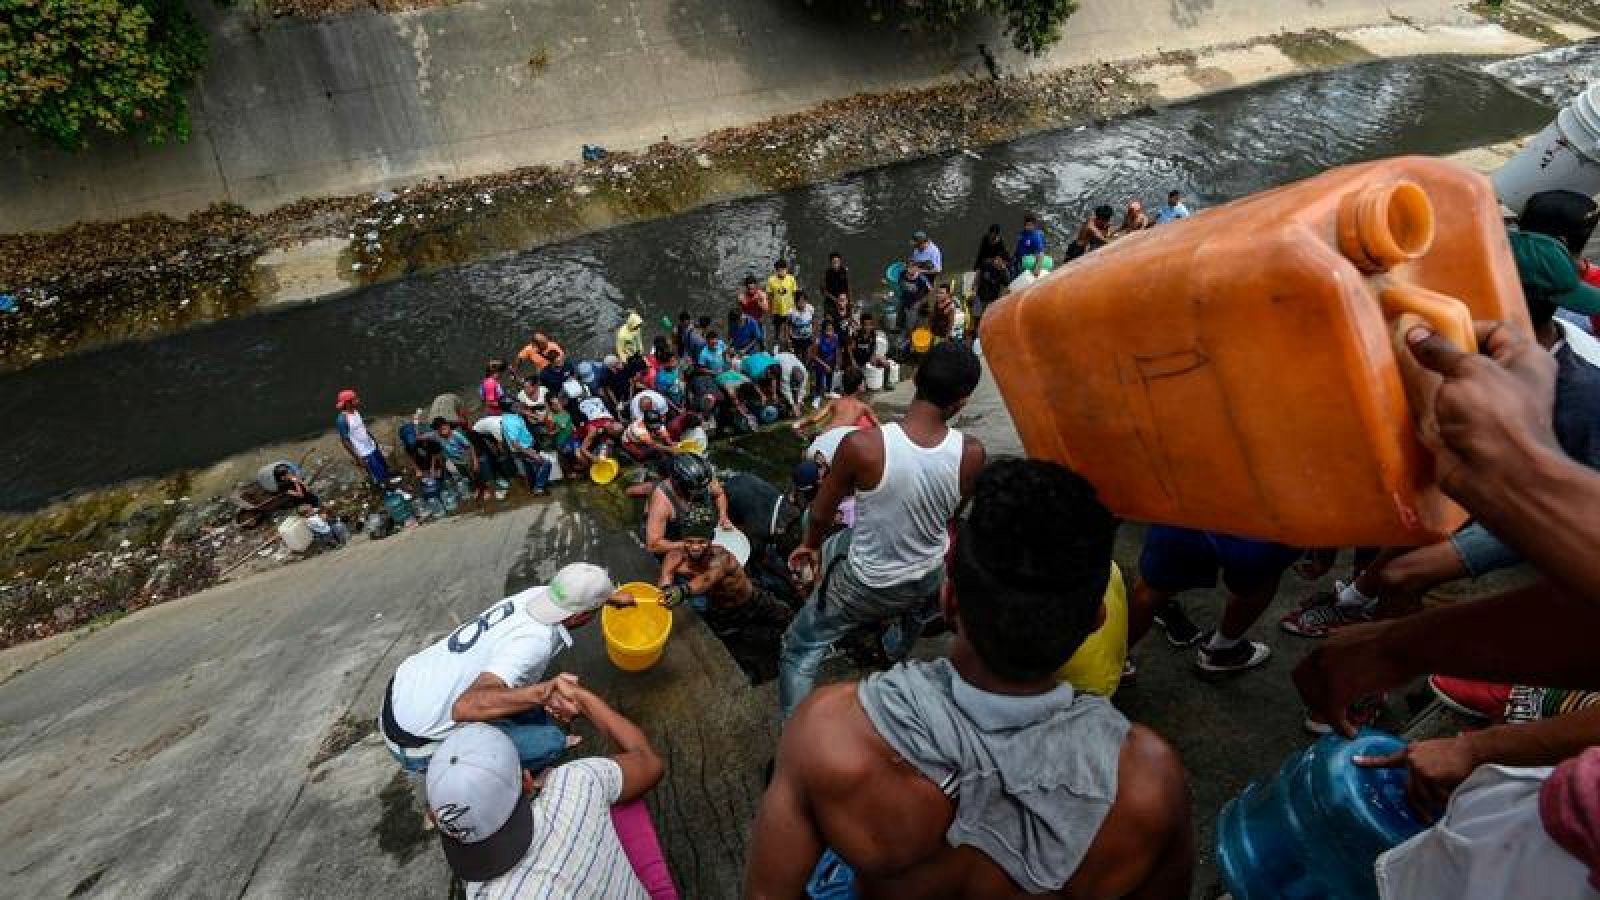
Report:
0,55,1563,512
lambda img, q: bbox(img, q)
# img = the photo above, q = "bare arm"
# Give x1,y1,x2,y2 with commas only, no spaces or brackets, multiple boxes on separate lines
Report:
1360,704,1600,818
794,398,834,431
958,434,987,500
644,491,681,556
451,672,566,724
1297,582,1600,735
571,687,663,803
711,479,732,527
657,548,683,588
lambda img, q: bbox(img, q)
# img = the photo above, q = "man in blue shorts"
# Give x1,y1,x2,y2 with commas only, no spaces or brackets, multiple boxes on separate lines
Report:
1128,525,1298,674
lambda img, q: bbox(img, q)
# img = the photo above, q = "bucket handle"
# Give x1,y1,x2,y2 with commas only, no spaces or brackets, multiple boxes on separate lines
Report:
1379,285,1475,359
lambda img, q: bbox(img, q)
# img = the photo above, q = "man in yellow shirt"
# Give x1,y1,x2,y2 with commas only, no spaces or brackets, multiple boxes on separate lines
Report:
766,259,798,351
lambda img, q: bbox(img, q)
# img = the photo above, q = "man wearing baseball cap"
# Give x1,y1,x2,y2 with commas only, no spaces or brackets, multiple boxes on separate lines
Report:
380,562,629,773
424,683,673,898
334,389,390,487
1520,189,1600,334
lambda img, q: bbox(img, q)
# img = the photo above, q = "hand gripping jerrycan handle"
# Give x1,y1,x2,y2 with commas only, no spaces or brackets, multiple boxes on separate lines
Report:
1339,179,1475,353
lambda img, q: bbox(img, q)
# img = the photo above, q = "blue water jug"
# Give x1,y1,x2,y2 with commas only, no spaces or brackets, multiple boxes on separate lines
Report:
1216,728,1425,900
382,489,415,527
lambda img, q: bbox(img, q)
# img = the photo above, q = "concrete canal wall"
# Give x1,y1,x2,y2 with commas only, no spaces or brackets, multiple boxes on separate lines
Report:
0,0,1496,233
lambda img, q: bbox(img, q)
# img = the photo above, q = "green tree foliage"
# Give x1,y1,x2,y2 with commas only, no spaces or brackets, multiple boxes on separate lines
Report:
810,0,1078,55
0,0,208,150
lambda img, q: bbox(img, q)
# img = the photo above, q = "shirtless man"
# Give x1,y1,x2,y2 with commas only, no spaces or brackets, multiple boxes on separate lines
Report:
658,517,794,634
643,452,732,557
793,369,879,436
747,459,1193,898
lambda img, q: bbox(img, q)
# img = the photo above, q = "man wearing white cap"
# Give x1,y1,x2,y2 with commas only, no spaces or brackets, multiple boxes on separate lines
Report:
380,562,626,773
425,688,670,897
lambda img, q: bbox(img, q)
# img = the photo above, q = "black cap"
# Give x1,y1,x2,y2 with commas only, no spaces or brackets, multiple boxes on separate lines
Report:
1521,190,1600,256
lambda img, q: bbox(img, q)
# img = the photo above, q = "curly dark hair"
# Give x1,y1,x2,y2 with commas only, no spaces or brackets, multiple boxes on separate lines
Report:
952,459,1119,682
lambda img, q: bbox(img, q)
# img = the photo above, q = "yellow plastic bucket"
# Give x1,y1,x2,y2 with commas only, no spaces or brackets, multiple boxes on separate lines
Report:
910,326,934,354
590,457,620,485
601,582,673,672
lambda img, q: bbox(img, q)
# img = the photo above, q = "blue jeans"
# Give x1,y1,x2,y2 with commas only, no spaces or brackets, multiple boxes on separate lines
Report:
390,709,567,774
1449,522,1522,578
362,450,390,486
516,453,553,491
777,530,942,720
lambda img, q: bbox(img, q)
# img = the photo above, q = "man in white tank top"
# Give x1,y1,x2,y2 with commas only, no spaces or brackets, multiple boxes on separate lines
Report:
779,344,986,719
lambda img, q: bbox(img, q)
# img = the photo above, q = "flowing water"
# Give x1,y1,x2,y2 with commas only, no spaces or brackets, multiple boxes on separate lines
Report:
2,54,1576,511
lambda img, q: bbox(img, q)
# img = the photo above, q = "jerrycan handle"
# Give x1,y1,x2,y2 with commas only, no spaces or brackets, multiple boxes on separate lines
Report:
1379,285,1475,356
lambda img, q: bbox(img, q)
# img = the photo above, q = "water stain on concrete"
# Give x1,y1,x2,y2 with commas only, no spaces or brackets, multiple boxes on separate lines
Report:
374,769,431,865
110,714,208,766
307,713,377,770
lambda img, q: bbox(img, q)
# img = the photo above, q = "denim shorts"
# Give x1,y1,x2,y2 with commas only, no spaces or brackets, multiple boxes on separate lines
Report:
1449,523,1523,578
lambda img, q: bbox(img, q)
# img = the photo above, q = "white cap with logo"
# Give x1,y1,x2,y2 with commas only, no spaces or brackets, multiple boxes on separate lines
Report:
425,723,534,881
524,562,616,625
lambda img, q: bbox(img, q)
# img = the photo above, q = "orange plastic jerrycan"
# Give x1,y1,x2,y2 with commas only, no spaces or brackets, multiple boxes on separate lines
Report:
980,156,1531,547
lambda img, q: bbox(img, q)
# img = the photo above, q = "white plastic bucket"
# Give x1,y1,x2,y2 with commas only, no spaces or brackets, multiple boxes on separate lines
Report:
278,516,314,552
863,364,885,391
1494,83,1600,213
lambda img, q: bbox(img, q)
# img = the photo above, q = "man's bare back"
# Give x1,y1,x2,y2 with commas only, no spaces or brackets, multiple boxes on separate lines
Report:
746,683,1192,899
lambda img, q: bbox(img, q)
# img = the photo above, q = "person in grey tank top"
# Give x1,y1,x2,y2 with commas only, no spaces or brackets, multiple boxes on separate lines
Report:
748,459,1194,898
779,344,987,720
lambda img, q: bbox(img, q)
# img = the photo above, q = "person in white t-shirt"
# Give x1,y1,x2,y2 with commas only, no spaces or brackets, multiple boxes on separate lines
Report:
334,388,390,486
425,685,676,899
380,562,627,773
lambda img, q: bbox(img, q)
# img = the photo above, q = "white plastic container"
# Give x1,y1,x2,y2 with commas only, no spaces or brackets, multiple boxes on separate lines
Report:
863,364,886,391
277,516,314,552
542,451,564,481
1494,83,1600,213
885,360,901,386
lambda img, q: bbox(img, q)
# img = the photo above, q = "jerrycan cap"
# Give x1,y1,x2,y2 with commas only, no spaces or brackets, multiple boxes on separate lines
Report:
1338,180,1436,273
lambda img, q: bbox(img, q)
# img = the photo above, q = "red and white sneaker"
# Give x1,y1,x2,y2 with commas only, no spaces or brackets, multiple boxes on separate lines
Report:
1428,675,1511,722
1279,600,1372,638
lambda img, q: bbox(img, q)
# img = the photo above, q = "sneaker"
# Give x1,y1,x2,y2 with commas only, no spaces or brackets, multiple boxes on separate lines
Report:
1154,604,1204,647
1196,636,1271,673
1303,695,1386,734
1279,601,1371,638
1428,674,1510,721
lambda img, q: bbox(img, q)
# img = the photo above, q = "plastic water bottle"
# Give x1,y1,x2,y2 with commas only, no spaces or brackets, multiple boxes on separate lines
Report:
383,489,416,528
1216,728,1425,900
418,478,444,520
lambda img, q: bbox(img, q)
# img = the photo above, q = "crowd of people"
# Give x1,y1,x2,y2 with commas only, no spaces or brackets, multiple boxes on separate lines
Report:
343,186,1600,900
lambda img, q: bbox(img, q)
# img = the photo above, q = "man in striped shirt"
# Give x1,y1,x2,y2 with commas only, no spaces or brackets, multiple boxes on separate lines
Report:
426,686,675,899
